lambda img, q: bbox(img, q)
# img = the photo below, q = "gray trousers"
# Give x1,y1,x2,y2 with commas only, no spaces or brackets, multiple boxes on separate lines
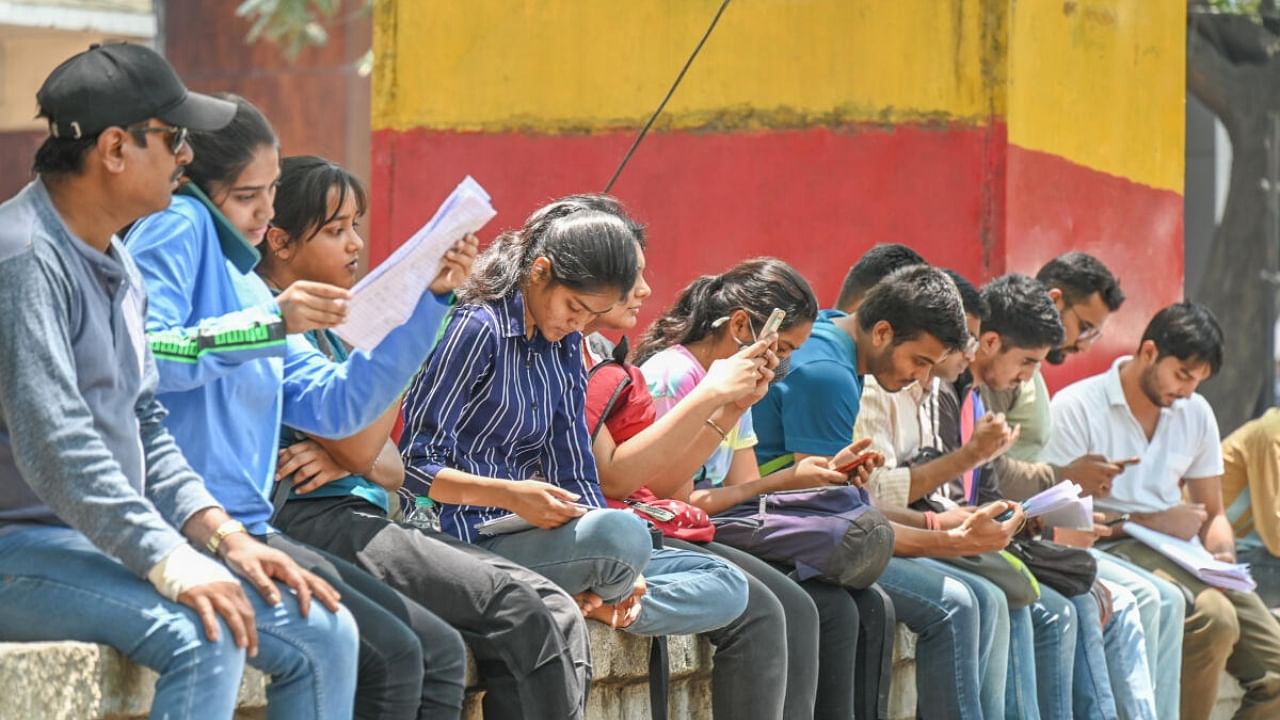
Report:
276,495,593,720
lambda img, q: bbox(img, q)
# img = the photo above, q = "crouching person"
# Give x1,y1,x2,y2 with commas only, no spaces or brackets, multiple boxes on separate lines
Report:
0,43,357,719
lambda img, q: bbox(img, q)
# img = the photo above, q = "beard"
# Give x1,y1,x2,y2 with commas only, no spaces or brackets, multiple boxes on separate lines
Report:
1045,347,1068,365
1139,365,1171,407
869,344,908,391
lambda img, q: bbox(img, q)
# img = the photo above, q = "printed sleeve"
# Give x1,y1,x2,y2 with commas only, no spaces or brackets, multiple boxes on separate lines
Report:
127,210,286,393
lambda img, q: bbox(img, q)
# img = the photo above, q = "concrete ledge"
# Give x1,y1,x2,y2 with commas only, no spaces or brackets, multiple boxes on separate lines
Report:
0,622,1238,719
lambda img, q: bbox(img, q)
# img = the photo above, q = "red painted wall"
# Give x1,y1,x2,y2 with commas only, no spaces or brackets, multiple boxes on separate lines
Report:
372,123,1006,337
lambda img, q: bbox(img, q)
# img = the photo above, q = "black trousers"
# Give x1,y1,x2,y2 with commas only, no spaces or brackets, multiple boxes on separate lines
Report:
276,495,592,720
259,531,467,720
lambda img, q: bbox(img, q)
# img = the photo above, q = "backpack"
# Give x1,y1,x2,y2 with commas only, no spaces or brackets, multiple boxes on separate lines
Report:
712,484,895,590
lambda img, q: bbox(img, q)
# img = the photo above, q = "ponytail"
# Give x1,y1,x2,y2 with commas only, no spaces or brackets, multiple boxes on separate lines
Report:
634,257,818,364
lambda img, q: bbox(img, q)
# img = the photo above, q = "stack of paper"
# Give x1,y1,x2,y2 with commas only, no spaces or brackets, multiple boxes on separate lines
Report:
1122,522,1255,592
336,177,497,350
1021,480,1094,530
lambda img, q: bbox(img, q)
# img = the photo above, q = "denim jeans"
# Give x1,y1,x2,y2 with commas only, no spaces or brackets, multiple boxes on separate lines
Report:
0,525,359,720
476,509,652,604
624,546,748,636
918,558,1010,719
1029,585,1078,719
1094,580,1157,720
1066,587,1119,720
876,557,986,720
1007,607,1041,720
1237,545,1280,609
1094,550,1184,720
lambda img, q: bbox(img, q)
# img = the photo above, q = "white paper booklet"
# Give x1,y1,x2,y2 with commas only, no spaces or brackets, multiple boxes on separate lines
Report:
1122,522,1255,592
1020,480,1094,530
335,176,497,350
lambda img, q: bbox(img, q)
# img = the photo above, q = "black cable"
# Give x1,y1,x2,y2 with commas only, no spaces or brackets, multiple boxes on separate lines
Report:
603,0,733,193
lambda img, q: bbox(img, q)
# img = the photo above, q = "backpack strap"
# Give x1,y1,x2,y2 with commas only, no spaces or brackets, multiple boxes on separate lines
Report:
587,337,634,441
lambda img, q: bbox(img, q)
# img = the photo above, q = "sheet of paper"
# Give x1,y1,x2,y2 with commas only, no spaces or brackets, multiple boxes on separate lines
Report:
1015,480,1094,530
1039,493,1094,531
335,176,497,350
1122,522,1255,592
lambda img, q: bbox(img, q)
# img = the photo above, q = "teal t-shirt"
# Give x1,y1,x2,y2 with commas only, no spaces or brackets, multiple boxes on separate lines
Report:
753,309,864,472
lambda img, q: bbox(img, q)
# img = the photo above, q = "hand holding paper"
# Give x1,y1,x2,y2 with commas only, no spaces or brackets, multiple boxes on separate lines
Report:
336,177,496,350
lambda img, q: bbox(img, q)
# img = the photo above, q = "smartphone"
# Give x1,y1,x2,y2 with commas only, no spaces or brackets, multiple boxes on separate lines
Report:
760,308,786,338
834,451,878,475
994,503,1023,522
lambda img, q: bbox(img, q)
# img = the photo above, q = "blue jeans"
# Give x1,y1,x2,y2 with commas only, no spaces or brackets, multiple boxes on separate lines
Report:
0,525,359,720
876,557,985,720
476,509,651,604
1029,585,1078,719
919,559,1010,719
625,546,748,636
1067,588,1119,720
1094,550,1184,720
1095,580,1157,720
1007,607,1041,720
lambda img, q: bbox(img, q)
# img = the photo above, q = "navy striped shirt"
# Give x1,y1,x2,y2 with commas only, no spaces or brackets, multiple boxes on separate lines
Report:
399,290,604,541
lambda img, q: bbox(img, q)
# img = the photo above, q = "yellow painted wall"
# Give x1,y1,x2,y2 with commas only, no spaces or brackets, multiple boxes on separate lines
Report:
372,0,1005,133
1006,0,1185,192
373,0,1184,192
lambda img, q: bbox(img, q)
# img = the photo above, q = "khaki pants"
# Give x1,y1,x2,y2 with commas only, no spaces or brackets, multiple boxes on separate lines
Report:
1109,540,1280,720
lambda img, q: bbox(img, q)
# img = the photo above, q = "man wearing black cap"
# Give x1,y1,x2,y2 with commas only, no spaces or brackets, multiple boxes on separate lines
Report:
0,43,360,719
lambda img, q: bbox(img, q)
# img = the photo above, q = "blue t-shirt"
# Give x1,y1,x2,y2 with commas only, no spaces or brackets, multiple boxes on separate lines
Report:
753,310,864,471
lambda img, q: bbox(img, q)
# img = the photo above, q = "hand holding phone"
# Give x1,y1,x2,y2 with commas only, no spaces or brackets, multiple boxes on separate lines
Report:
760,308,786,339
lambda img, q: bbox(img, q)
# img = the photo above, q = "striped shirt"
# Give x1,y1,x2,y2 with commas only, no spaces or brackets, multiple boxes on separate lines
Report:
399,290,604,541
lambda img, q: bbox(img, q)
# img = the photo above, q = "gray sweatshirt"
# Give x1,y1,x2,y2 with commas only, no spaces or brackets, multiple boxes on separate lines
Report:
0,180,220,578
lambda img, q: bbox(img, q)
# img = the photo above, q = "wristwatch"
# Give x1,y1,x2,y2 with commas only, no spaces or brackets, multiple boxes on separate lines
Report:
206,519,248,555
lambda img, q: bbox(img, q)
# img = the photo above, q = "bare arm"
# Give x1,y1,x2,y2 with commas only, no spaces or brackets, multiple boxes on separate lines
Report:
891,502,1022,557
310,402,401,475
594,394,744,500
682,446,849,516
1188,475,1236,560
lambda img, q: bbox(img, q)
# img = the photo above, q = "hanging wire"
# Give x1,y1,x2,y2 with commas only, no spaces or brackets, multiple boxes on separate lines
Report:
603,0,733,193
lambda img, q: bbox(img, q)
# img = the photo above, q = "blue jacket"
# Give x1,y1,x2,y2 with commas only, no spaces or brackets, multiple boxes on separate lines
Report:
127,186,449,534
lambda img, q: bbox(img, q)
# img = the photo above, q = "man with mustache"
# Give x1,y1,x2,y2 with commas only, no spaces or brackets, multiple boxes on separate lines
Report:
1044,302,1280,719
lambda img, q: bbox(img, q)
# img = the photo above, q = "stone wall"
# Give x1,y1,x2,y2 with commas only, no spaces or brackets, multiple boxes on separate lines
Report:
0,623,1244,719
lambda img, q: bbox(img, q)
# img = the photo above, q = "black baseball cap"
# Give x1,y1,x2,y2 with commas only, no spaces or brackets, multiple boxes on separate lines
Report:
36,42,235,140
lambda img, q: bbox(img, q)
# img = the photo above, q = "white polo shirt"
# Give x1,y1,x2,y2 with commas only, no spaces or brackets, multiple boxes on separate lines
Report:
1042,356,1224,514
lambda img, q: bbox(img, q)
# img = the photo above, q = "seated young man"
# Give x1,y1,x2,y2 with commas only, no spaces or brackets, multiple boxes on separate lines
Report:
752,263,1024,720
1221,408,1280,608
931,273,1156,720
994,251,1126,463
1044,302,1280,719
0,43,355,720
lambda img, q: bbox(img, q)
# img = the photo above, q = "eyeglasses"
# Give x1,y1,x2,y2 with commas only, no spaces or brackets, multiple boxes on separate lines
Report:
128,123,189,155
963,335,979,360
1064,305,1102,343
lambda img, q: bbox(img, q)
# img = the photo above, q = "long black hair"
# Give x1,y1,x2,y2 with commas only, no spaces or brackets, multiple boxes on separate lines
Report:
634,257,818,364
271,155,367,244
459,196,640,304
184,93,277,195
